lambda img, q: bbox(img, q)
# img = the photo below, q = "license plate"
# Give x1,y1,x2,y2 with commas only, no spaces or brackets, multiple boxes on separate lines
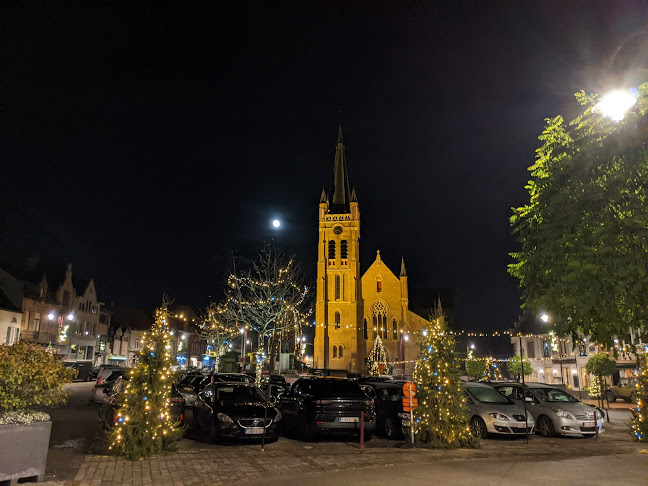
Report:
340,417,359,423
245,427,264,434
583,421,595,427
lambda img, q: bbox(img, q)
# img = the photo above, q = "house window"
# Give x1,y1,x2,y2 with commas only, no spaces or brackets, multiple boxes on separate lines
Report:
392,319,398,340
542,341,550,358
340,240,348,259
376,280,382,293
334,311,341,330
328,240,336,260
372,302,388,340
526,342,535,359
333,345,338,358
335,275,341,300
33,313,41,331
363,318,368,340
339,345,344,359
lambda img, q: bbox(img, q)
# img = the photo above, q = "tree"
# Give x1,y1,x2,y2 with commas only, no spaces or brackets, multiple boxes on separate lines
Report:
196,302,240,373
483,357,503,381
221,245,310,384
630,354,647,441
507,355,532,379
585,353,617,407
465,359,486,380
108,299,184,460
412,301,478,449
509,85,648,346
368,336,388,376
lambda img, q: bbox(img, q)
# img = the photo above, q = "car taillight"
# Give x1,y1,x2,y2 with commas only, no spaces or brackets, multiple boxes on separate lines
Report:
97,377,102,384
180,414,184,421
314,400,332,405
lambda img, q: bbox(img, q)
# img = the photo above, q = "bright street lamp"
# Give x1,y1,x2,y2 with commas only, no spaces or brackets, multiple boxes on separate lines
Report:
540,313,550,323
595,90,637,121
48,312,55,321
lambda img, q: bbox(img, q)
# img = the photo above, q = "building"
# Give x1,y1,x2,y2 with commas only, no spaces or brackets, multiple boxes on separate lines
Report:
511,310,646,391
106,307,152,367
313,128,429,375
0,268,23,345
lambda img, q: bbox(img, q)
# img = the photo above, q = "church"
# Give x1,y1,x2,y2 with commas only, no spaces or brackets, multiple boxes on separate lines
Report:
313,128,430,375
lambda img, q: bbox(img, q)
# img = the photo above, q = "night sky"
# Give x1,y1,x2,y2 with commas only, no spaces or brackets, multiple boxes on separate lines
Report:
3,2,647,333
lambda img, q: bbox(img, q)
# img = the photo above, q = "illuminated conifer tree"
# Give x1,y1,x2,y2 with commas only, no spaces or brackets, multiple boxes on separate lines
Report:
630,355,647,442
368,336,388,377
108,299,184,460
413,300,478,449
483,357,503,381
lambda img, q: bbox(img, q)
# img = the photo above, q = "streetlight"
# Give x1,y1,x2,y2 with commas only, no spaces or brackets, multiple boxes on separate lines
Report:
595,90,637,121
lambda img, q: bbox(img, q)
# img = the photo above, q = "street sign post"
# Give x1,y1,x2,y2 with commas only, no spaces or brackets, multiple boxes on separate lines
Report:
402,382,417,444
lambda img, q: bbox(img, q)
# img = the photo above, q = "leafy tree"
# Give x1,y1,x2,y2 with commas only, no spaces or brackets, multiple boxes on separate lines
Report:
507,355,532,379
413,301,478,449
0,341,74,411
585,353,617,407
108,299,184,460
630,354,647,441
509,85,648,346
465,360,486,380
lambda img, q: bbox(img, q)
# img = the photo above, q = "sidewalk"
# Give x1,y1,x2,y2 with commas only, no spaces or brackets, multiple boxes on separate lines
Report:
41,414,644,486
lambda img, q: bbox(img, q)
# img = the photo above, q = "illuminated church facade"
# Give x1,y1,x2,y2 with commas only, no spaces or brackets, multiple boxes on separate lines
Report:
313,128,429,374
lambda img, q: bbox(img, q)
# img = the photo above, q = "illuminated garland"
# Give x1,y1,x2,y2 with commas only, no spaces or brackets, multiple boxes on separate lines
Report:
630,354,647,442
588,375,601,399
108,300,184,460
412,306,479,449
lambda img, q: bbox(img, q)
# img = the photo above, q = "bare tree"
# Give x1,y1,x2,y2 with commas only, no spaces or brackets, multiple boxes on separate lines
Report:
195,302,240,373
221,245,310,384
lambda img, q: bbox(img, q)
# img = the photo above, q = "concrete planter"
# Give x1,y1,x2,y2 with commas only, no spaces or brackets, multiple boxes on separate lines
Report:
0,421,51,484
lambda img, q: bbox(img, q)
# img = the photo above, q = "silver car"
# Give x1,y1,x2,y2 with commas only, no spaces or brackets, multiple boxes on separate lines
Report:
463,382,534,438
493,383,605,438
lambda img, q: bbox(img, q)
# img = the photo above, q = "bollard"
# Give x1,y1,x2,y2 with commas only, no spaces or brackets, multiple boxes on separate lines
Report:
360,411,364,450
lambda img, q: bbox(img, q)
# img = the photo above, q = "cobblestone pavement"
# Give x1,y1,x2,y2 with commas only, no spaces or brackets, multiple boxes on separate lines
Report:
40,410,644,485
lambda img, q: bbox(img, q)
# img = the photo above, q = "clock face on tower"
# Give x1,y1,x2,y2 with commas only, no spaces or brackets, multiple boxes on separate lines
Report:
333,226,343,235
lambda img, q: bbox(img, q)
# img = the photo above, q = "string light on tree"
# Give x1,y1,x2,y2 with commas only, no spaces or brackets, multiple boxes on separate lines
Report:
368,336,388,377
108,297,184,460
630,354,647,442
412,299,478,449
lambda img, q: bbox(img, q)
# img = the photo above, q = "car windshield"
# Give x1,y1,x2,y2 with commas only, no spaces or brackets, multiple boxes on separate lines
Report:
532,388,579,402
215,385,266,402
467,386,511,404
310,380,363,396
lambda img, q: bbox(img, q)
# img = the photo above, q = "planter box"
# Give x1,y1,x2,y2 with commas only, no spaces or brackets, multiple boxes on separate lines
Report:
0,421,51,484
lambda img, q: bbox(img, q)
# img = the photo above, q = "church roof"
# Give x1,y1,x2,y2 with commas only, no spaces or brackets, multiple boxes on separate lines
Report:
330,126,352,214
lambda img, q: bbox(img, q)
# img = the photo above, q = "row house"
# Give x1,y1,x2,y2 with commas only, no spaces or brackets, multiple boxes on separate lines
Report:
0,268,23,345
169,305,208,369
106,307,152,367
511,310,646,392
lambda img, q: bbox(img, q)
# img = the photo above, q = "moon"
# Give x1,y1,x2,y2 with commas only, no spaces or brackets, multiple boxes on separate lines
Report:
272,219,281,228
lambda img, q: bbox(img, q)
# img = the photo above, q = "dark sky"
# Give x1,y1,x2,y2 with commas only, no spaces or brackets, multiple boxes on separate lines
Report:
3,2,647,332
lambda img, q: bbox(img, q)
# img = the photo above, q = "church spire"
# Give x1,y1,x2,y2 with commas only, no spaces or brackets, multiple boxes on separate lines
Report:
400,255,407,277
331,126,352,214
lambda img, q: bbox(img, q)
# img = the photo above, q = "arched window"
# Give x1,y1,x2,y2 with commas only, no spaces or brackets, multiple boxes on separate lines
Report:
376,281,382,293
372,302,388,340
332,345,338,358
392,318,398,340
335,275,341,300
363,317,368,340
328,240,336,260
339,345,344,358
340,240,348,259
334,311,341,330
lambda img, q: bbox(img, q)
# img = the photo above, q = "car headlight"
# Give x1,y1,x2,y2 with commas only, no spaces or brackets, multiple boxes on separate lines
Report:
274,411,282,422
397,412,410,420
216,413,234,424
553,410,574,420
488,413,511,421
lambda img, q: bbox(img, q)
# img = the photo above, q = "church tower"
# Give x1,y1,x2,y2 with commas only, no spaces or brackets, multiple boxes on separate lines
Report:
314,127,362,372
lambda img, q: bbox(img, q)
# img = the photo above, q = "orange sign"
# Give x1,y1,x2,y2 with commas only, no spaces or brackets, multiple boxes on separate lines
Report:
402,382,417,398
402,397,419,412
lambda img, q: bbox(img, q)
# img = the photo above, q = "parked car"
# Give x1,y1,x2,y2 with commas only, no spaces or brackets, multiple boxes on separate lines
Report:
176,374,205,407
193,382,281,442
95,365,127,385
606,377,638,403
492,383,605,438
363,382,406,439
98,377,185,430
213,373,254,384
63,360,94,381
278,377,375,441
463,382,535,439
90,369,130,403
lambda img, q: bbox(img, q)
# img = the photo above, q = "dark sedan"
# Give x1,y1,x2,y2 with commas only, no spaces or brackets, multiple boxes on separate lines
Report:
364,382,406,439
193,382,281,442
278,377,375,441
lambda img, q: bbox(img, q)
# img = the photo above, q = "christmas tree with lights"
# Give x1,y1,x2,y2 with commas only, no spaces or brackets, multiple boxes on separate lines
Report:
368,336,388,377
108,299,184,460
630,355,647,442
413,300,478,449
484,357,503,381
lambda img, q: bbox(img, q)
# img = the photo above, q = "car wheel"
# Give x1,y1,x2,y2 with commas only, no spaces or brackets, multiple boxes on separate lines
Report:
605,391,616,403
384,417,396,439
537,416,556,438
470,416,488,439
